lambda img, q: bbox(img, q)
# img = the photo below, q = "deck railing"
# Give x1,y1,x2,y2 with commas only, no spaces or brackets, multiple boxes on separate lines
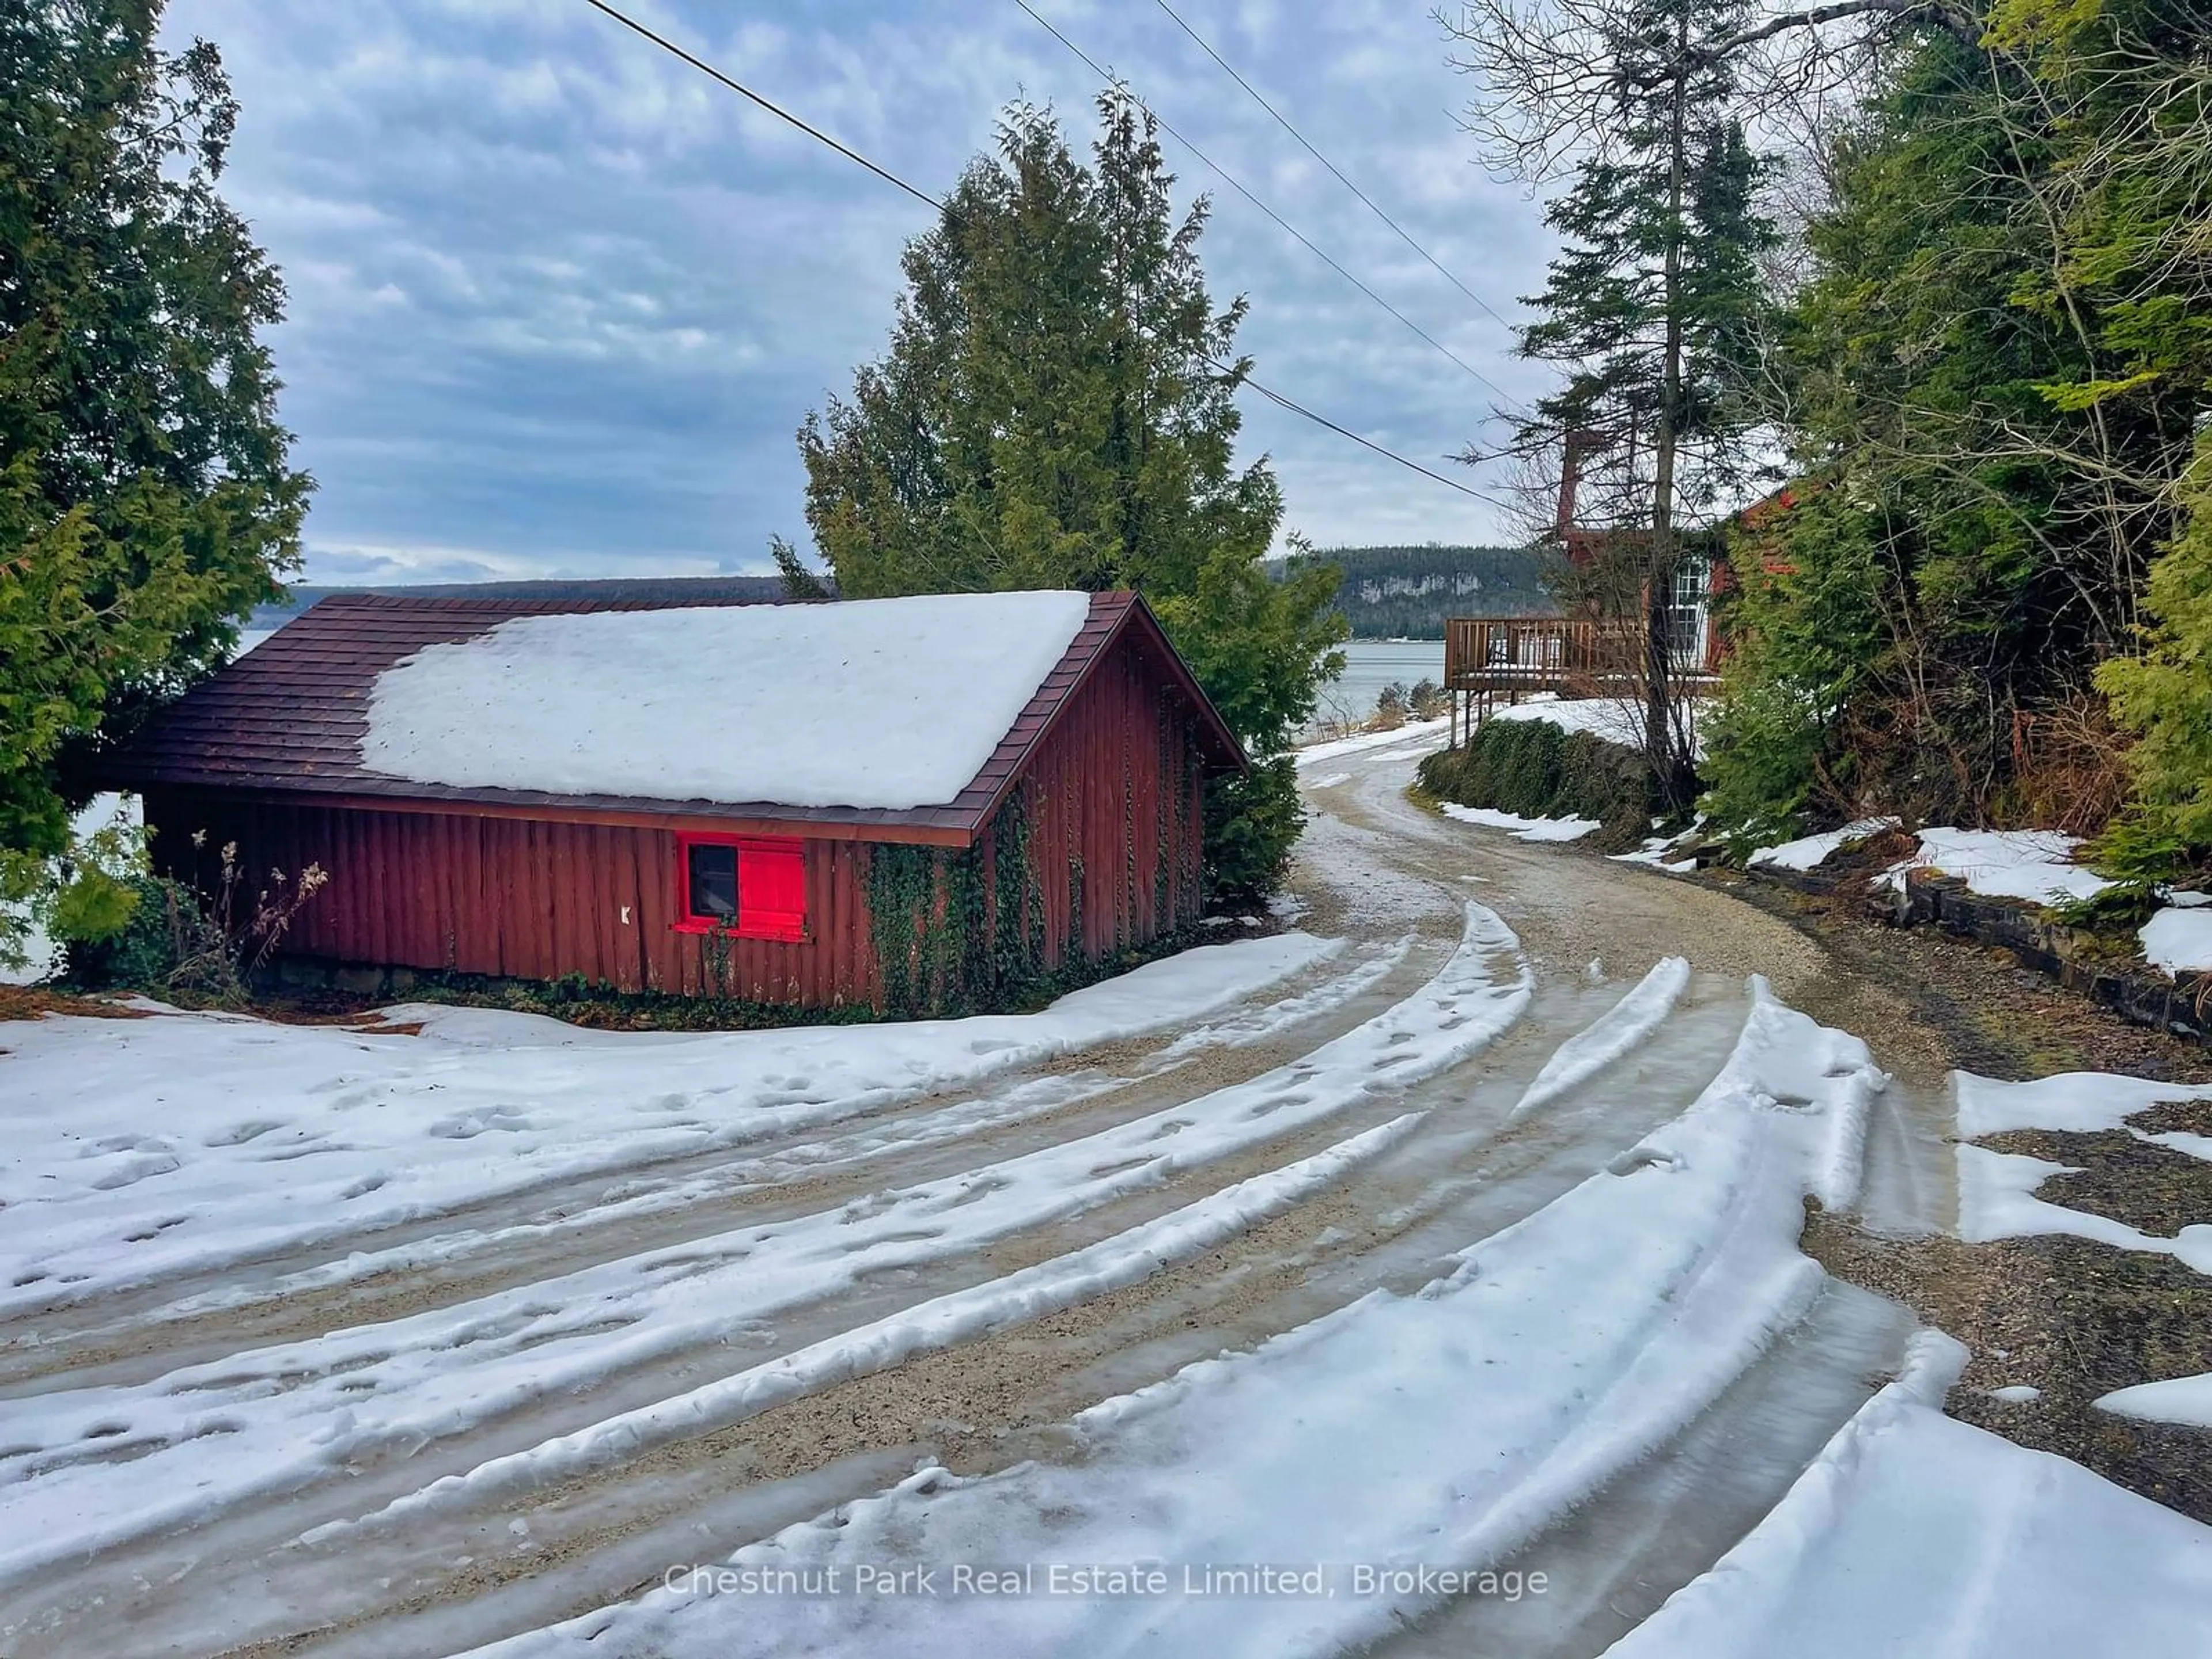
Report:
1442,616,1645,695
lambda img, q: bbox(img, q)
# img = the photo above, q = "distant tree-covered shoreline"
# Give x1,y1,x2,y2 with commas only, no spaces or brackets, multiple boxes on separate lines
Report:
1276,544,1561,638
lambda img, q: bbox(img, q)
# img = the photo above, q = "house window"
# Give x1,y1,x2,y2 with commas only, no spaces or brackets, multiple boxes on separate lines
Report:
673,834,807,941
1666,557,1710,670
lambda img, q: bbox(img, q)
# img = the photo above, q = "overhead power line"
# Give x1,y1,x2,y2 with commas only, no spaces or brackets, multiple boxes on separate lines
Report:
1149,0,1520,338
580,0,938,213
1010,0,1527,414
578,0,1514,510
1240,375,1516,508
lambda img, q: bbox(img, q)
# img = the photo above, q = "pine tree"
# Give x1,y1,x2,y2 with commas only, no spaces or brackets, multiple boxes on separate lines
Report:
2098,434,2212,877
793,93,1345,899
1,1,309,963
1506,0,1776,810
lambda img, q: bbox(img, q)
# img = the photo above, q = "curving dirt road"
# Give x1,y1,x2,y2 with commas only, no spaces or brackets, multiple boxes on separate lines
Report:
0,726,1968,1658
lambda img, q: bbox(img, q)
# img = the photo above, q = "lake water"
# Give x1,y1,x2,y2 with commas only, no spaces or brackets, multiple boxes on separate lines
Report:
1310,638,1446,732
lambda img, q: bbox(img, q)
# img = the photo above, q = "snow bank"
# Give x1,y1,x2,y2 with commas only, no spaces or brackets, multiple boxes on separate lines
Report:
2096,1373,2212,1430
1746,816,1898,873
361,592,1090,810
2141,906,2212,975
1488,694,1706,759
0,932,1334,1314
469,982,1887,1659
1440,802,1600,842
1604,1331,2212,1659
1893,827,2111,905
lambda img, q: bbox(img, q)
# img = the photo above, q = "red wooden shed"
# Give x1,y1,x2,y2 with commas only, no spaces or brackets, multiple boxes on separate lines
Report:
104,589,1245,1013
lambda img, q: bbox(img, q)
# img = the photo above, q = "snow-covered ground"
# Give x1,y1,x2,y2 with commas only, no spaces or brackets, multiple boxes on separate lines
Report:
1899,827,2112,903
1955,1065,2212,1271
1746,817,1898,873
0,933,1334,1315
7,722,2212,1658
1953,1070,2212,1442
2141,904,2212,975
1748,822,2112,905
1488,692,1710,760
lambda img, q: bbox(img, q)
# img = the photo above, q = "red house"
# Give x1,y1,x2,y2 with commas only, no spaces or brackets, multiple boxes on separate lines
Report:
104,589,1245,1013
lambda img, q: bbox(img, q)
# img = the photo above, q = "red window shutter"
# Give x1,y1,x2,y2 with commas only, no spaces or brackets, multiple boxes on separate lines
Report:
737,840,807,941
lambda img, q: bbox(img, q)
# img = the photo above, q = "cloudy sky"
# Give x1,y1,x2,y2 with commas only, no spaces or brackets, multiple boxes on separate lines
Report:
160,0,1556,585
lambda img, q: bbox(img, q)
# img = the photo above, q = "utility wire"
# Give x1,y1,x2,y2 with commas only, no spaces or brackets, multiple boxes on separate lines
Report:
1241,374,1518,509
580,0,939,213
1010,0,1527,414
1149,0,1520,337
578,0,1513,509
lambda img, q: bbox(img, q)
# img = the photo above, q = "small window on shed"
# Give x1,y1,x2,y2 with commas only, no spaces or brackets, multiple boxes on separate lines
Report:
674,834,807,942
687,842,738,923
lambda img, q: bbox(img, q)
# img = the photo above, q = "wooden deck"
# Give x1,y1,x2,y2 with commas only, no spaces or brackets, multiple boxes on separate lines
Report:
1444,616,1643,698
1438,615,1717,749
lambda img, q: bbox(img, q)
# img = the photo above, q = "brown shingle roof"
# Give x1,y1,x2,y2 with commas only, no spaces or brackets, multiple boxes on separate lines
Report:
104,589,1245,844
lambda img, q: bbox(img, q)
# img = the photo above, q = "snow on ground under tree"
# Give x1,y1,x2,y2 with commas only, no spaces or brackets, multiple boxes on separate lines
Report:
0,931,1334,1316
2141,906,2212,975
1743,823,2116,906
1439,802,1600,842
1746,818,1898,873
1898,828,2112,904
361,591,1091,810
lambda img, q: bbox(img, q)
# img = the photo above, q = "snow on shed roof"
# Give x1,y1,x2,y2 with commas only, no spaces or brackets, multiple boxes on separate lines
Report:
359,592,1091,812
104,588,1244,840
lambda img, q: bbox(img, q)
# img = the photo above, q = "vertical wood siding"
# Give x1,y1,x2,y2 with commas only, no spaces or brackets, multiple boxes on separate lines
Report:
140,627,1219,1010
1005,624,1207,971
142,789,880,1009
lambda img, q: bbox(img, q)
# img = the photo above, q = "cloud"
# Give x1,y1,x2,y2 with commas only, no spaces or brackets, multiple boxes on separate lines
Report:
162,0,1550,582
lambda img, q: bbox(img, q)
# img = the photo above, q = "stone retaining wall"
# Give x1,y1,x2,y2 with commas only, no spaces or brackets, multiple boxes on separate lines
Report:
1743,859,2211,1046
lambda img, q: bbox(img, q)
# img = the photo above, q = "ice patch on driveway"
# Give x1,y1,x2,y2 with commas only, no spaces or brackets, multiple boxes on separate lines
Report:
1605,1331,2212,1658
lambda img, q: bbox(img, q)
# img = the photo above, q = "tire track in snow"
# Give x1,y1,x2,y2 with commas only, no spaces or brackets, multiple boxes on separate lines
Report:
0,934,1343,1323
0,907,1529,1591
311,1115,1429,1546
1509,956,1692,1120
464,983,1887,1659
0,940,1418,1391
